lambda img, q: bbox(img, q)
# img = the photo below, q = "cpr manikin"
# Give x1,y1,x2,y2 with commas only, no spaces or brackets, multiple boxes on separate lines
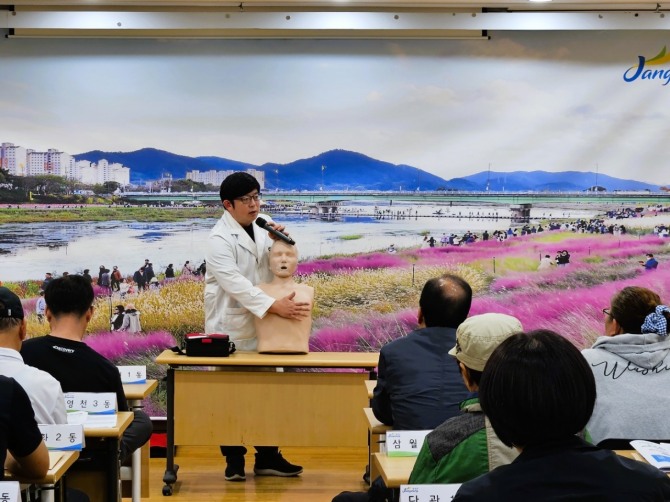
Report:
254,240,314,354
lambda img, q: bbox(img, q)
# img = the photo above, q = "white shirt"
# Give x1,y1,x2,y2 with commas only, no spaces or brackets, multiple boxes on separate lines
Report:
35,297,46,315
0,347,67,424
204,211,275,351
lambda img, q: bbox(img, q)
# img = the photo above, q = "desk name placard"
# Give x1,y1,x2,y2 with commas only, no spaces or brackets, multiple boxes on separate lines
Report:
0,482,20,502
38,424,84,451
400,484,461,501
118,365,147,384
387,430,431,457
64,392,117,415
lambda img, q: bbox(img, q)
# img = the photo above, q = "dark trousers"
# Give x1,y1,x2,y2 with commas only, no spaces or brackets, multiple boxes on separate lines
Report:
121,410,153,463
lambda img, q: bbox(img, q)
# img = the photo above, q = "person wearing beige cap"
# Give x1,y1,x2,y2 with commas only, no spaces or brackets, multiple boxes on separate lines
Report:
409,313,522,485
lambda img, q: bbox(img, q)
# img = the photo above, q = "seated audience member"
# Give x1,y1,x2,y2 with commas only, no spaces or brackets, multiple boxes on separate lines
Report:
333,274,473,502
409,313,522,484
582,286,670,445
0,287,67,424
21,275,152,463
0,375,49,480
371,273,472,431
110,305,125,331
453,330,670,501
120,303,142,333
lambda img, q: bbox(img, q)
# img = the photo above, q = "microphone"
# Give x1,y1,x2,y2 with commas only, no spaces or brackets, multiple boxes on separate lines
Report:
255,217,296,246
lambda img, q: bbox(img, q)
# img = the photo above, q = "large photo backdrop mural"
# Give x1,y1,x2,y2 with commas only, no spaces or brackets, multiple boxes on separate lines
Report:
0,31,668,415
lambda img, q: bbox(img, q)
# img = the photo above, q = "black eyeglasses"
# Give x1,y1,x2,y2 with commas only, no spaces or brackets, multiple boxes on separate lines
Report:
602,308,612,317
234,193,261,205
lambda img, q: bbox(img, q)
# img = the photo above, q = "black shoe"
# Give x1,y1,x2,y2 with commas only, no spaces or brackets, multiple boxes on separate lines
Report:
253,451,303,477
225,457,246,481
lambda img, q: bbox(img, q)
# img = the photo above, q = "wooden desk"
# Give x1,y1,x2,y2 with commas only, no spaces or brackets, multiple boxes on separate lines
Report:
372,452,416,488
365,380,376,400
4,451,80,502
124,380,158,501
123,379,158,401
68,411,133,502
155,349,379,496
364,409,392,484
372,449,668,490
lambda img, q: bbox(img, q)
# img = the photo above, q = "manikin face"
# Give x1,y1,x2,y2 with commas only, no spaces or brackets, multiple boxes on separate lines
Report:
269,241,298,278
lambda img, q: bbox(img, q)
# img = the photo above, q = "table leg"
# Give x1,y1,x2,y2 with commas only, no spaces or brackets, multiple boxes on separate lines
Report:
162,367,179,496
108,438,120,502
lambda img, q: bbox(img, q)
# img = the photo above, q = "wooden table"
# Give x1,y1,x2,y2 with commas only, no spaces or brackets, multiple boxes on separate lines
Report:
364,408,392,483
123,380,158,502
4,451,80,502
372,449,670,490
67,411,133,502
365,380,376,400
155,349,379,496
372,452,416,488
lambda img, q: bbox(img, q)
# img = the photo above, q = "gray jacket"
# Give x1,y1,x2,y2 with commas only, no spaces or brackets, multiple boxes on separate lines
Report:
582,333,670,444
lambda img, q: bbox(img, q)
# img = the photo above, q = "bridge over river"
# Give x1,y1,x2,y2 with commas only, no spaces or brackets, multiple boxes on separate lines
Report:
120,190,670,207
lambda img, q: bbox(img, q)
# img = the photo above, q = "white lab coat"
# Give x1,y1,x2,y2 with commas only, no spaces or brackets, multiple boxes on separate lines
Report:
204,210,275,351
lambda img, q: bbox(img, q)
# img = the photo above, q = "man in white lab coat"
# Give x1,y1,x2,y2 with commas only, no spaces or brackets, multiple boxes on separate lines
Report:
205,171,310,482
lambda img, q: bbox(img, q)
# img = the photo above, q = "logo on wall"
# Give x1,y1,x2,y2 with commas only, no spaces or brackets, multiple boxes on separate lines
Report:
623,46,670,85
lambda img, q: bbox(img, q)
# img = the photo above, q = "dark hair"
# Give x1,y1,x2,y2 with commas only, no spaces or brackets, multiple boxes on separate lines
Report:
0,317,22,331
219,172,260,207
419,274,472,328
610,286,662,334
44,275,94,317
479,330,596,448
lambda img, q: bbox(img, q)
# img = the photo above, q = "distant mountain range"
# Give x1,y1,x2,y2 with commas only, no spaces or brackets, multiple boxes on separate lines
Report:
74,148,665,192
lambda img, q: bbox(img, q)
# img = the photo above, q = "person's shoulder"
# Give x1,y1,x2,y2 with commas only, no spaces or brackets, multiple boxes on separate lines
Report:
429,410,485,449
453,471,498,501
21,335,50,351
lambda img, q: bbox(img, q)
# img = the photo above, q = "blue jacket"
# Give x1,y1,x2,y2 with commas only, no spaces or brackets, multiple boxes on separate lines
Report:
371,326,469,430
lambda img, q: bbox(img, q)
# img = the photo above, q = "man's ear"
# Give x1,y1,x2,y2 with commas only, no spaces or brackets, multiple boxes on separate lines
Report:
417,307,425,327
223,200,232,210
459,362,478,392
85,305,95,323
19,318,28,341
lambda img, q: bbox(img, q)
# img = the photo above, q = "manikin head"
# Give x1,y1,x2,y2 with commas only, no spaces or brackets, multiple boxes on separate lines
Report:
269,240,299,279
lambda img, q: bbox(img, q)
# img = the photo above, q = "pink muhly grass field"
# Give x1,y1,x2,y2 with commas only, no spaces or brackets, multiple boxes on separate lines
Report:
298,252,406,275
85,330,176,361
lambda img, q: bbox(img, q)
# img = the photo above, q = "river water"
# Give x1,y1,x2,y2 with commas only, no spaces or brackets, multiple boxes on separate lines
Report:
0,201,596,281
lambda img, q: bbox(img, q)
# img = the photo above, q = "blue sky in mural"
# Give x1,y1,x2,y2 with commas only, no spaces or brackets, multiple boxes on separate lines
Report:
0,31,668,182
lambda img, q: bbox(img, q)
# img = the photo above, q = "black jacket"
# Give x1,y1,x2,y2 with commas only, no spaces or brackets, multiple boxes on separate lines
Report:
371,326,469,430
454,436,670,501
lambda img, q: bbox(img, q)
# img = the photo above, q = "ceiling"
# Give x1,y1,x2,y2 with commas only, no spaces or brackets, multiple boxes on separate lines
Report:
3,0,667,10
2,0,668,38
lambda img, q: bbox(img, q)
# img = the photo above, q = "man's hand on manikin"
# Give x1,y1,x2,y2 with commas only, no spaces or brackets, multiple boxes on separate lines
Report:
268,292,310,320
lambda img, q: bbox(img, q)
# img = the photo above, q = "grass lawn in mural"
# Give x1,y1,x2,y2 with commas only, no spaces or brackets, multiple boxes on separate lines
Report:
9,219,670,417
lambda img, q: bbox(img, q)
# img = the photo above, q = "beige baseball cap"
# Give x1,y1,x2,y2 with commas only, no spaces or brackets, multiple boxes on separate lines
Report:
448,313,523,371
